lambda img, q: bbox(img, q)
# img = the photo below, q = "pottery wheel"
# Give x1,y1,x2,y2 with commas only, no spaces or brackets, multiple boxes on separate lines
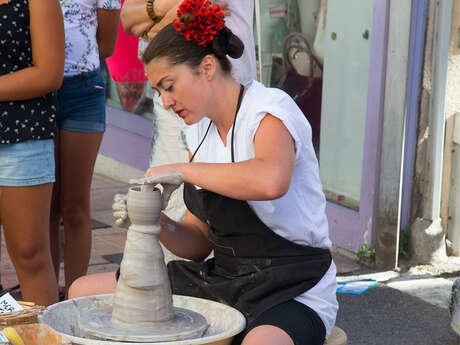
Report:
79,305,208,342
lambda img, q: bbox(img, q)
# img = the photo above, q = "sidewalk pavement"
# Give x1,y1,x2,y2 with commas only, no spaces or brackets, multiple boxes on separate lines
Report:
1,173,459,344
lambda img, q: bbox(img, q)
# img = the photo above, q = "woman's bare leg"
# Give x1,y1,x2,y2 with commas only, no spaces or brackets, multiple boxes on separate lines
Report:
67,271,117,299
241,326,294,345
58,130,103,292
0,184,58,306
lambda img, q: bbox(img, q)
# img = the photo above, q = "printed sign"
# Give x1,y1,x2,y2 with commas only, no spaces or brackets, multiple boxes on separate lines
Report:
0,293,23,313
269,5,286,19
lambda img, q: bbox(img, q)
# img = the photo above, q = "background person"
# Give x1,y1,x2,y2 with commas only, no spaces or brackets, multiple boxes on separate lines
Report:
0,0,65,306
49,0,120,296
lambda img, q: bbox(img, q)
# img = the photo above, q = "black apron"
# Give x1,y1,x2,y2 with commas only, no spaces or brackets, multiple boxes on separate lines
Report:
167,85,332,323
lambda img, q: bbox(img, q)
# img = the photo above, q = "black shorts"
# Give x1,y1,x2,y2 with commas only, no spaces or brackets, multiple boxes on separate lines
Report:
231,300,326,345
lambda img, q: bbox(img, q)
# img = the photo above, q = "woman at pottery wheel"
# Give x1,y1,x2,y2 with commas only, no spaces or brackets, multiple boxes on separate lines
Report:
69,0,338,344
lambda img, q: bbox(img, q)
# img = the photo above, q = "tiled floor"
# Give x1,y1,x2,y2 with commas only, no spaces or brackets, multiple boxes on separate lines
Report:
0,173,361,293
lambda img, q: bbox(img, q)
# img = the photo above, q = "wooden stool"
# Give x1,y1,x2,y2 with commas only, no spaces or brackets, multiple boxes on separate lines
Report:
324,326,347,345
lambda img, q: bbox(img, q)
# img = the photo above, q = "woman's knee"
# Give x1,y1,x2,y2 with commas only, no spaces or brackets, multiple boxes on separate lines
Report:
68,272,117,299
7,238,50,272
241,325,294,345
13,252,51,276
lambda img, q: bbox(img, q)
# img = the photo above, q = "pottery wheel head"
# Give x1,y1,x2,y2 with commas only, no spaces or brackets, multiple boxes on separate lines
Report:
79,305,208,342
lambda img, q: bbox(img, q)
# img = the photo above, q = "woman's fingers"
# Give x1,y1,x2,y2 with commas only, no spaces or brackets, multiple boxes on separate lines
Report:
112,202,126,211
114,193,128,203
112,194,128,226
113,210,128,220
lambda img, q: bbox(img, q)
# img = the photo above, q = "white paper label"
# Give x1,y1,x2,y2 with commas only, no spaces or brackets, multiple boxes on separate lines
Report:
0,293,23,313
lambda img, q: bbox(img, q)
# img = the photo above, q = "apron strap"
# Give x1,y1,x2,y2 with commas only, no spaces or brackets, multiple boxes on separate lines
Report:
189,84,245,163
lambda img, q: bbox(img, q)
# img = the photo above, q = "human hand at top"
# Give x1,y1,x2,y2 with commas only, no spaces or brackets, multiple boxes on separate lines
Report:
121,0,184,37
145,1,230,40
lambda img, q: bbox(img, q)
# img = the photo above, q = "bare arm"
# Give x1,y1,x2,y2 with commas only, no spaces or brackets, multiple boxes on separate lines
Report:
120,0,176,36
159,210,211,262
121,0,230,39
147,0,230,39
97,9,120,59
0,0,65,101
146,114,296,201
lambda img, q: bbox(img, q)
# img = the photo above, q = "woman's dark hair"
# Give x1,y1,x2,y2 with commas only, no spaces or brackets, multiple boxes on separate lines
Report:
142,20,244,74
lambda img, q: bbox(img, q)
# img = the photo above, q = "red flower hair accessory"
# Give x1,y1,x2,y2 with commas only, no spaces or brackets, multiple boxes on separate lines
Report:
173,0,225,46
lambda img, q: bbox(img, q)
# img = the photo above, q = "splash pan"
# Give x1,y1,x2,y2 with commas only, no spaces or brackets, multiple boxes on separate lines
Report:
40,294,246,345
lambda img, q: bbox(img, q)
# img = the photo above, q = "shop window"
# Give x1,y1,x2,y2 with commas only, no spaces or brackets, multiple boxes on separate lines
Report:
254,0,374,211
254,0,323,153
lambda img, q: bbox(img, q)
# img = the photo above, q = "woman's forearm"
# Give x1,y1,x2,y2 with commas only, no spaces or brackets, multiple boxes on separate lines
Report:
159,214,211,262
182,159,292,201
148,158,292,202
0,67,62,102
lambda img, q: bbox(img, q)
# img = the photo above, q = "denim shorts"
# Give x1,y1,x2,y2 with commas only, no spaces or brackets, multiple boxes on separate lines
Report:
57,68,106,133
0,139,55,186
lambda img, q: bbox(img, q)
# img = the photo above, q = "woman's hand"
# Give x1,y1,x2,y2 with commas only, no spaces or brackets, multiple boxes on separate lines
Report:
112,193,130,227
146,1,230,40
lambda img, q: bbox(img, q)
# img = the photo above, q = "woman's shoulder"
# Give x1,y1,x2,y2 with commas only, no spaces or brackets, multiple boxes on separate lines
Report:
241,81,312,149
243,81,304,121
246,81,297,108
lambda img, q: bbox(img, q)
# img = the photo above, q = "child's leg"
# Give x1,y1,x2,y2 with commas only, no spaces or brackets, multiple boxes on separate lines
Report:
1,184,58,306
59,130,103,292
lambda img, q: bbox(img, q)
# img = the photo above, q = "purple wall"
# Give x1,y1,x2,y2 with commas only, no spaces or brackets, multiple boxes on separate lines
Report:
100,106,152,171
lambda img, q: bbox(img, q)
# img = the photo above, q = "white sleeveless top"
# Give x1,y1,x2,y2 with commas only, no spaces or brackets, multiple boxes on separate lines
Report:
186,80,338,338
60,0,121,76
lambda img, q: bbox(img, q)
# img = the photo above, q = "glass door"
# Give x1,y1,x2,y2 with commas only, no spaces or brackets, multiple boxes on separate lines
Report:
253,0,389,252
320,0,389,251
